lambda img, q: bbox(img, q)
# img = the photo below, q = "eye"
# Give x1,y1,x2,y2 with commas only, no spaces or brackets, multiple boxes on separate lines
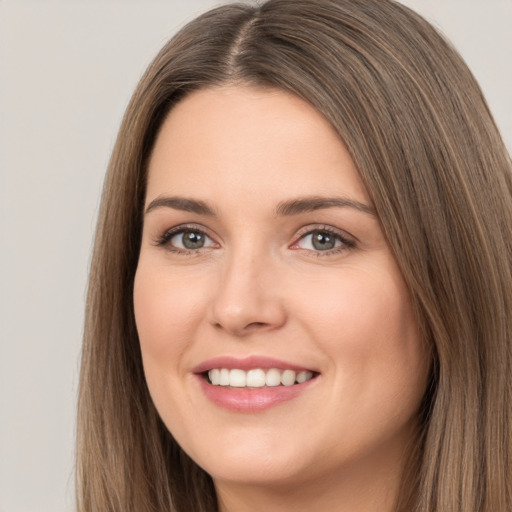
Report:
157,226,218,252
292,228,355,253
171,230,211,249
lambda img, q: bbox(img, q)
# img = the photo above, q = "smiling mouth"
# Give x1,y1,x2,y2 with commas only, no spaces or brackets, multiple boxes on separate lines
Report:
205,368,318,388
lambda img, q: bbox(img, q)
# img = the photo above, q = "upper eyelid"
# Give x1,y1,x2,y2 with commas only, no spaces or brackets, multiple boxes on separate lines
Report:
153,223,218,247
294,224,357,243
162,223,215,237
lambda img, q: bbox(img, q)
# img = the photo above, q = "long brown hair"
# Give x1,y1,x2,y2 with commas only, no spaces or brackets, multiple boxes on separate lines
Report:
77,1,512,510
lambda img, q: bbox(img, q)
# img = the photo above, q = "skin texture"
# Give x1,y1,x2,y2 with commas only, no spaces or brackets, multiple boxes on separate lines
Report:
133,86,430,512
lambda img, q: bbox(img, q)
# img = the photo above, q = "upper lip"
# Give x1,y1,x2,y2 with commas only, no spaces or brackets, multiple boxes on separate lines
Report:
193,356,318,374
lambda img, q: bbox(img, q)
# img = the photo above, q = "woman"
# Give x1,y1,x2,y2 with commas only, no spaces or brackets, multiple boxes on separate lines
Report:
76,0,512,511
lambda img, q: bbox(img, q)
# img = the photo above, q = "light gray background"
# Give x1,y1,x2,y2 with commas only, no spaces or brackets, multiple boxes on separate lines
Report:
1,1,510,511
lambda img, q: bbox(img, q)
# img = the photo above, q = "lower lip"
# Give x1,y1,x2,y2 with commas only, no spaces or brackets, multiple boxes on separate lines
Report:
197,375,317,412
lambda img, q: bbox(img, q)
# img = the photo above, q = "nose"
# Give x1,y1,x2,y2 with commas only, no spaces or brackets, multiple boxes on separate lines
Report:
209,250,287,337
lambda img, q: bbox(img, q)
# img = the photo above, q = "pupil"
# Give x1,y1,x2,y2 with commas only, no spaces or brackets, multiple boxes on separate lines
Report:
312,230,335,250
183,231,205,249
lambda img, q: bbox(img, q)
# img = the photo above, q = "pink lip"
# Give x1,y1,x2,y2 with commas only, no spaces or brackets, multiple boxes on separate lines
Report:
193,356,319,412
193,355,316,373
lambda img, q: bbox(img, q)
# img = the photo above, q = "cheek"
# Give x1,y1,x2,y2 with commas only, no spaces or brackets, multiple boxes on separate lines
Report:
297,263,416,348
294,261,428,410
133,262,210,433
133,264,206,360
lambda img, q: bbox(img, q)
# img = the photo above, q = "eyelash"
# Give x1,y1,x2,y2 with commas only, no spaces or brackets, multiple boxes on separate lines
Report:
291,225,356,256
154,224,356,257
154,224,215,256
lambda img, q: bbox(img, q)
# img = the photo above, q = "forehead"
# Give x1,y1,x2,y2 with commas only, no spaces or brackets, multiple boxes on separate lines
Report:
146,86,370,209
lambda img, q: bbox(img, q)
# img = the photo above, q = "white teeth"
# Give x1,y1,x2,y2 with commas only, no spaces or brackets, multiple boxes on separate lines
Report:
209,368,220,385
207,368,315,387
265,368,281,387
246,369,266,387
219,368,230,386
229,369,246,387
296,370,313,384
280,369,296,386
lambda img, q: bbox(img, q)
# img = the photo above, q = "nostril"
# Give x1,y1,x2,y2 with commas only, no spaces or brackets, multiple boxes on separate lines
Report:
246,322,267,329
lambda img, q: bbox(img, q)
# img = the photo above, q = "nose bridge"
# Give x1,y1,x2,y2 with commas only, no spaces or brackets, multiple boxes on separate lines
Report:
209,239,286,336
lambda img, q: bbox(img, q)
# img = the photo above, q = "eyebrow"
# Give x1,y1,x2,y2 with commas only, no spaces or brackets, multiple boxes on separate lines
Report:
274,196,376,217
144,195,376,217
145,196,217,216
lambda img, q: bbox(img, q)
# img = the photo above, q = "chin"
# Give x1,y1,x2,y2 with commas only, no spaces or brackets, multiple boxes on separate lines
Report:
180,431,314,487
202,456,310,488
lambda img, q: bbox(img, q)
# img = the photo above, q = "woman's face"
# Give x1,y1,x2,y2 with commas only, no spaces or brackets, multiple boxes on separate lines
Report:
134,86,429,491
